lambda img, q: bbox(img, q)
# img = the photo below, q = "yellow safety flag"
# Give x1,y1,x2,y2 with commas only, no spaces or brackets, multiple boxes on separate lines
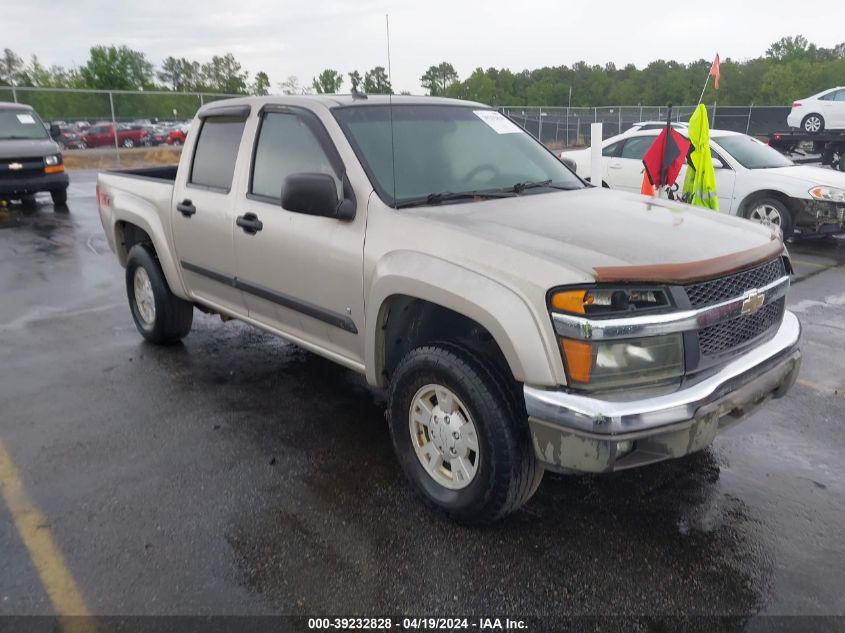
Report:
682,104,719,211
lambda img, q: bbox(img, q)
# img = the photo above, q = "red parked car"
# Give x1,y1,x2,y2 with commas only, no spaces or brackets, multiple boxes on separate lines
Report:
81,123,149,149
166,128,187,146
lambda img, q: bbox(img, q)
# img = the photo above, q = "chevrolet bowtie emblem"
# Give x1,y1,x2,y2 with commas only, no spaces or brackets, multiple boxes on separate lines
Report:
8,162,23,171
741,291,765,315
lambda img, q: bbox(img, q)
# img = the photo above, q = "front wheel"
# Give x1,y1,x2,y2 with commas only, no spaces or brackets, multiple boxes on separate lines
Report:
746,197,793,238
50,188,68,206
388,343,542,524
125,244,193,344
122,138,135,148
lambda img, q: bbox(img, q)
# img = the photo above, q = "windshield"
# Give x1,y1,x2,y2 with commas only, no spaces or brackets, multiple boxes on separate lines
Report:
0,109,49,140
333,105,583,206
712,135,794,169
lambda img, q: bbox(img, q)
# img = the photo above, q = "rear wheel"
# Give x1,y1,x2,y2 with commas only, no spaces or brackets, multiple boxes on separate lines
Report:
122,138,135,148
125,244,193,344
802,114,825,133
20,194,37,208
746,197,793,238
388,342,542,524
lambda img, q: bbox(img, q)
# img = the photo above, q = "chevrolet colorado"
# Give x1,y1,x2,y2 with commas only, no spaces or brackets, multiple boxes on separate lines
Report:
96,96,802,522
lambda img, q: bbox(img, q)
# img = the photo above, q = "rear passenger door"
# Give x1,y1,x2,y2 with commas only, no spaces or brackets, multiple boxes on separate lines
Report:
172,109,249,316
232,106,366,366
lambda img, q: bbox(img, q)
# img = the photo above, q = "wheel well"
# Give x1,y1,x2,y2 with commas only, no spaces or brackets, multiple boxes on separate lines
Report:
738,190,803,219
115,221,154,264
377,295,514,387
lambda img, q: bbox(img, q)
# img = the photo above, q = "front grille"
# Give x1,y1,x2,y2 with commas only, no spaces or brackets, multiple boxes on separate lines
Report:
685,258,786,308
699,298,785,357
0,157,45,181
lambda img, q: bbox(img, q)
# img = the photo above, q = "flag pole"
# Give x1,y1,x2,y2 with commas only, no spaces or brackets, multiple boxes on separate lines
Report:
697,74,710,106
659,104,673,195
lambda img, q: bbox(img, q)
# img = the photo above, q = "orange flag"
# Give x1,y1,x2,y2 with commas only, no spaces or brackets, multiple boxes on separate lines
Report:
709,54,721,90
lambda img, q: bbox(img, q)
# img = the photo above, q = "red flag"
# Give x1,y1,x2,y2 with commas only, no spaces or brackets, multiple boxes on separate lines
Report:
709,54,721,90
642,128,691,189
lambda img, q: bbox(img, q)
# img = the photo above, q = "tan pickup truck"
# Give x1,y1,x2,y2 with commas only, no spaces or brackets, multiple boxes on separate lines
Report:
96,95,801,523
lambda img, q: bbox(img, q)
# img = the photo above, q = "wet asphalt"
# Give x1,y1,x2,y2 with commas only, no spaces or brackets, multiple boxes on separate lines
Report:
0,172,844,624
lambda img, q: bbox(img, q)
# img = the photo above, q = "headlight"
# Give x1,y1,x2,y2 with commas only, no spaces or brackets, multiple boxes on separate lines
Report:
549,286,681,391
550,286,672,317
44,154,61,166
560,334,684,391
809,186,845,203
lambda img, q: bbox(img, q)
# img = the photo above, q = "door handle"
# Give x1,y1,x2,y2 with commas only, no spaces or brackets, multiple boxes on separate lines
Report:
608,162,623,170
177,199,196,217
236,213,263,234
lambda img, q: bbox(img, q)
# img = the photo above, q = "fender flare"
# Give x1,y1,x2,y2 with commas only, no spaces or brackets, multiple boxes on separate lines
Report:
365,251,563,388
110,191,189,299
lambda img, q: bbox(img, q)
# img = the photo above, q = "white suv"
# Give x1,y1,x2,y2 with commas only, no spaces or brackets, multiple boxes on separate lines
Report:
787,87,845,133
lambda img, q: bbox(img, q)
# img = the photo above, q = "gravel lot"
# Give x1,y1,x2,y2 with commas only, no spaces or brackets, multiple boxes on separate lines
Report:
1,172,844,629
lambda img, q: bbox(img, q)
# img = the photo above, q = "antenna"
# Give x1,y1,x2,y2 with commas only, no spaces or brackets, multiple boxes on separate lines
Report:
386,13,397,208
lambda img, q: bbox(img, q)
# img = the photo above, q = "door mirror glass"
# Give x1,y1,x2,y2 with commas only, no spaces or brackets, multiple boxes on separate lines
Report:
282,173,353,220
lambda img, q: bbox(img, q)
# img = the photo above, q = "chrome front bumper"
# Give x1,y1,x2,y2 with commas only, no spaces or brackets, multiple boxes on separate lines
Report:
525,310,802,473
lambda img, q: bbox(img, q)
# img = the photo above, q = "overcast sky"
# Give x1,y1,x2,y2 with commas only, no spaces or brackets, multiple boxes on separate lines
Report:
5,0,844,94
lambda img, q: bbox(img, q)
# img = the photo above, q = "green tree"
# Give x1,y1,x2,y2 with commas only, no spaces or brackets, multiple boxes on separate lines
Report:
0,48,25,86
363,66,391,94
312,69,343,94
252,71,271,96
766,35,810,61
420,62,458,95
201,53,249,94
348,70,362,92
79,45,154,90
158,56,199,91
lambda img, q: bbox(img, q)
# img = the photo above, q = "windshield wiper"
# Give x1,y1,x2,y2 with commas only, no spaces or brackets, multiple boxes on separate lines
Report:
509,179,577,193
395,190,515,209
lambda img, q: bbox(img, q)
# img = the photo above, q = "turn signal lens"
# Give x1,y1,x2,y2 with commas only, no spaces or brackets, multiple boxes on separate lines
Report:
809,186,845,203
551,290,588,314
44,164,65,174
561,339,593,383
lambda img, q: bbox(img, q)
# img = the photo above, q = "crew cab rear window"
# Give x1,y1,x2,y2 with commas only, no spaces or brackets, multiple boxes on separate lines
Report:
190,116,246,191
250,111,341,201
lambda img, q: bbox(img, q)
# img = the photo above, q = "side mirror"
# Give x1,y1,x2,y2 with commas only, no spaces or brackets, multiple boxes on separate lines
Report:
281,173,355,220
712,157,724,170
50,123,61,139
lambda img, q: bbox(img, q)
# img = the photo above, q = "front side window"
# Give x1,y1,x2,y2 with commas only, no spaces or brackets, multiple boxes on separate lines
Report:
189,116,246,191
251,111,341,200
0,110,49,140
333,105,583,205
602,141,622,157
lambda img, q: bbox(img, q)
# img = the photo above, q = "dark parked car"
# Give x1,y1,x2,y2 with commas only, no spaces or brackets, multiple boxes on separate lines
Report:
0,102,69,206
50,124,86,150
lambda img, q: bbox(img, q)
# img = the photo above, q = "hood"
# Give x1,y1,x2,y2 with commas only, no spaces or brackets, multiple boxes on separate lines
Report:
0,137,61,159
407,187,781,283
764,165,845,188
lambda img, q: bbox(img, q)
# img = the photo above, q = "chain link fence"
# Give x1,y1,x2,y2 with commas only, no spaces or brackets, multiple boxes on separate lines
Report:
1,86,792,161
498,105,792,149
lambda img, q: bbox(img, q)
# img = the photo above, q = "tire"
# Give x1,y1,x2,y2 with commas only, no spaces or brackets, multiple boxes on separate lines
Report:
745,197,794,239
801,114,825,134
50,188,68,206
125,244,193,344
20,194,37,208
122,138,135,148
387,342,542,524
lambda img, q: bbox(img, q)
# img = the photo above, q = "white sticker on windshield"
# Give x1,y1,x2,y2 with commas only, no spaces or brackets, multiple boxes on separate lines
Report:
16,114,36,124
473,110,523,134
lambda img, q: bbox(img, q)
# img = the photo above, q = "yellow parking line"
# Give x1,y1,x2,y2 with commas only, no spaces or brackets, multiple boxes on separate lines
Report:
797,378,845,398
791,259,836,269
0,439,93,627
